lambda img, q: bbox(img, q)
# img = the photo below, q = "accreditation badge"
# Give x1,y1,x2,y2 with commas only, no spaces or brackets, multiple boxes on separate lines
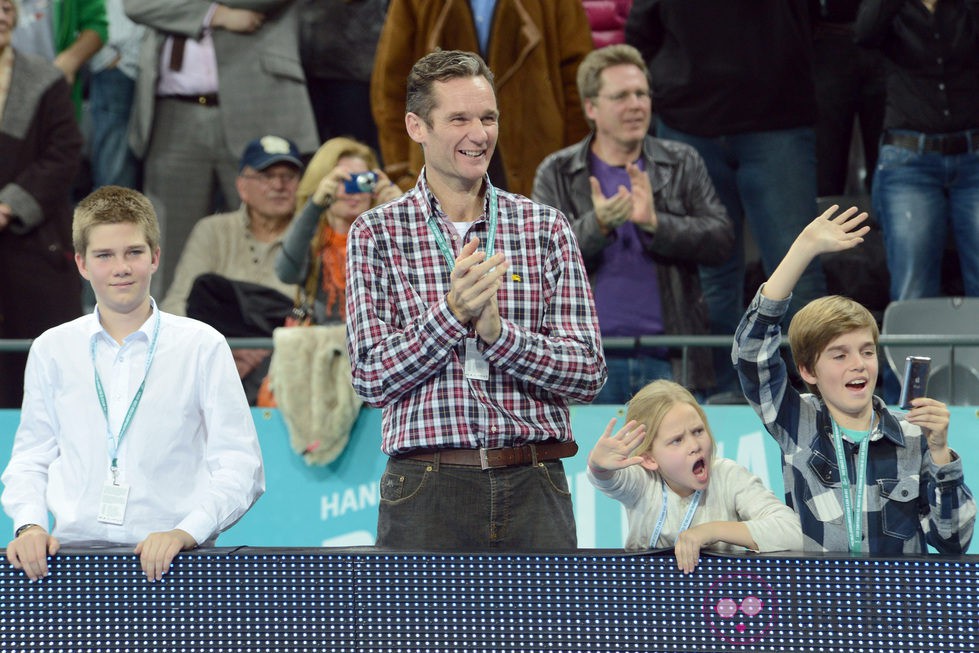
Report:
464,337,490,381
97,481,130,525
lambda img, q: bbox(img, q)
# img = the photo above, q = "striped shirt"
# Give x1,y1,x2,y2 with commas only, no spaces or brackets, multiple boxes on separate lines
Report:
345,173,606,455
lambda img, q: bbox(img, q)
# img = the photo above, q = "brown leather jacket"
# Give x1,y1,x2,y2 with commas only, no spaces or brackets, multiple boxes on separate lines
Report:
370,0,593,197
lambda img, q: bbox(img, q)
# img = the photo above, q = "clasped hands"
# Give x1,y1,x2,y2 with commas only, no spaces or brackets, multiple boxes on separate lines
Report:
590,161,657,234
446,237,509,344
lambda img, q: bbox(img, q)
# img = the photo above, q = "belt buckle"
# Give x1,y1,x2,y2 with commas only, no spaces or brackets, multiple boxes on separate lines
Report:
479,447,494,470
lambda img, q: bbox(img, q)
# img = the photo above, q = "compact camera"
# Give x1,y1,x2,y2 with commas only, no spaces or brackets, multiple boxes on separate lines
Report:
898,355,931,410
344,171,378,194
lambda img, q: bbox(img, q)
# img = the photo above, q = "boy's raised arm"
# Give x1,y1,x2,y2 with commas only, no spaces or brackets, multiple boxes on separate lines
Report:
762,205,870,302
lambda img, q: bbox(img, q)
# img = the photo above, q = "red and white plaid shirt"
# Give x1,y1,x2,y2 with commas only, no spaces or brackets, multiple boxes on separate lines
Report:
346,173,607,455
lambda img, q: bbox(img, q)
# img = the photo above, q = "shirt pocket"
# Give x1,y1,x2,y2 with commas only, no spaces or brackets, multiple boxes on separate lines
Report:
877,476,920,541
803,450,845,525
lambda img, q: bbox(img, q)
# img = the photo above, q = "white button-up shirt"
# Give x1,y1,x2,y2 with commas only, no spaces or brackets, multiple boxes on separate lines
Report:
1,304,265,546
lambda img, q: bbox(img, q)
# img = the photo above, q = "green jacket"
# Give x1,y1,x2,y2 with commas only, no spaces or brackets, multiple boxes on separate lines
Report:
55,0,109,116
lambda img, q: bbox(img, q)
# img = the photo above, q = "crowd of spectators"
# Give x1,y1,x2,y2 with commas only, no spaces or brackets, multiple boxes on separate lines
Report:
1,0,974,408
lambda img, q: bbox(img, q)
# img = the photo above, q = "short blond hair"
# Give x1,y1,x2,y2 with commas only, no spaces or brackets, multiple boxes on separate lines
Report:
625,380,716,459
73,186,160,255
788,295,879,394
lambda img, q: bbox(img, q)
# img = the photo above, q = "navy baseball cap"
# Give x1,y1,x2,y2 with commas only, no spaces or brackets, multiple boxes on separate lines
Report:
239,135,303,172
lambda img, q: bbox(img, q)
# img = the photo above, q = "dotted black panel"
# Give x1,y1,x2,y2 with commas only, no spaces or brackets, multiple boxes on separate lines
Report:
1,551,976,652
1,552,356,653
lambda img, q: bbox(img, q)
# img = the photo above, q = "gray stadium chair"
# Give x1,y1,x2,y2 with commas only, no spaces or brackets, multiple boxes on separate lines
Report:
882,297,979,405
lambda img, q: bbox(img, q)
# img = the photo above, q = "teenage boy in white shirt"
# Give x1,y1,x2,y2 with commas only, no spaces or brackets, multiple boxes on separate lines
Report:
2,186,265,582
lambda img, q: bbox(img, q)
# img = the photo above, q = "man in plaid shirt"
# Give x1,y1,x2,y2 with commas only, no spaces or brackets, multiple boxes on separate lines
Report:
345,50,607,550
734,205,975,554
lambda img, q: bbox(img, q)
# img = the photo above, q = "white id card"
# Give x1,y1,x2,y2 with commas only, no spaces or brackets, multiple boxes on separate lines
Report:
97,481,130,525
464,337,490,380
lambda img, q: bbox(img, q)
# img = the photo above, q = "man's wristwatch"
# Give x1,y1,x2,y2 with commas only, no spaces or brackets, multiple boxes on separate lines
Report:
15,523,39,537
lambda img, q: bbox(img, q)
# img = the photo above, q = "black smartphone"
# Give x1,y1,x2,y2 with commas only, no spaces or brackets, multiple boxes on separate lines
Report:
898,355,931,410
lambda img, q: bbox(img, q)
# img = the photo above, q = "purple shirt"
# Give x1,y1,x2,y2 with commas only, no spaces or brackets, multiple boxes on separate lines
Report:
588,152,663,339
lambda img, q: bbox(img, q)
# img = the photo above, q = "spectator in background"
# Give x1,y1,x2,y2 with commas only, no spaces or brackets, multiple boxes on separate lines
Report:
370,0,593,197
809,0,885,197
298,0,386,153
88,0,144,189
533,45,732,403
12,0,107,118
626,0,826,394
275,137,401,326
0,0,84,408
161,135,303,404
855,0,979,302
124,0,318,292
582,0,633,48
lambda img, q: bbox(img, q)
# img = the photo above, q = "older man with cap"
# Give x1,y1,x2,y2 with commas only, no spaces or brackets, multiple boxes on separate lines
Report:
161,134,304,403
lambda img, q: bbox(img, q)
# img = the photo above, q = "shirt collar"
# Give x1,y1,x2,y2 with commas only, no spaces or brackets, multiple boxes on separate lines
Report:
818,395,906,447
417,168,492,225
569,133,675,175
90,298,159,347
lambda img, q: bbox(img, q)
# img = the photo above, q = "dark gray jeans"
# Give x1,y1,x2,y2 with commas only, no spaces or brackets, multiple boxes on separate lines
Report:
376,456,577,551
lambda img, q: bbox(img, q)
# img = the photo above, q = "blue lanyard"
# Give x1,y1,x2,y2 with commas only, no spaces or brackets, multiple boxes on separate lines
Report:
425,183,498,271
90,308,162,483
830,413,876,552
649,481,703,549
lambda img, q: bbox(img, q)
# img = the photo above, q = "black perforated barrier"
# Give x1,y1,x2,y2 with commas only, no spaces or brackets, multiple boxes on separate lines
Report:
1,548,976,652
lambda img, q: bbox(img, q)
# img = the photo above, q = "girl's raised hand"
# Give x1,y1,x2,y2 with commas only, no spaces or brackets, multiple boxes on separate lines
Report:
587,418,647,476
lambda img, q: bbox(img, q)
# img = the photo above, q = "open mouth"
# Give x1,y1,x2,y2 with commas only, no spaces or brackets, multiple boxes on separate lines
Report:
846,379,868,391
692,457,707,480
459,149,484,159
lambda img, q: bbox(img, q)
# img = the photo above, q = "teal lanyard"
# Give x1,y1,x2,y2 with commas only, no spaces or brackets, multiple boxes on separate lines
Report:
90,308,161,483
830,413,875,552
425,183,498,271
649,482,703,549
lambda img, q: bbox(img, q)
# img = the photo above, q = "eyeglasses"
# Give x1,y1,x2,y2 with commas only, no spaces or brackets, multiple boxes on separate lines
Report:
240,171,301,186
596,90,651,104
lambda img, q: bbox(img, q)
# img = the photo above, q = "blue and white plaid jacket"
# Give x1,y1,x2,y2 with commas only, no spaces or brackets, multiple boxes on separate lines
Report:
733,289,976,554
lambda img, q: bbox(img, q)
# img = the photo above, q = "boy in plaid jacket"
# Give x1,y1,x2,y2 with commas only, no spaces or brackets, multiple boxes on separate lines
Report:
733,205,975,554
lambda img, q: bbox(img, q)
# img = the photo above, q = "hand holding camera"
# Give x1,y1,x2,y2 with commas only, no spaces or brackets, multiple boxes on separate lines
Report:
344,171,378,194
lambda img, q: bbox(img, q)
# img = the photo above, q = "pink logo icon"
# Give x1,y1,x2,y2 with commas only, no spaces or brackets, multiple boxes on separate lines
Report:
703,573,776,645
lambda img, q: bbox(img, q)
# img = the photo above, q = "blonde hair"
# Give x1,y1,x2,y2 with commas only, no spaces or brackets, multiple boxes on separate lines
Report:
625,380,716,460
293,137,383,309
73,186,160,255
296,137,380,210
788,295,879,394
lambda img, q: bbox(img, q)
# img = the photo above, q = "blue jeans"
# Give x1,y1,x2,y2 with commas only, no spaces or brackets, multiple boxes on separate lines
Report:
595,354,672,406
872,135,979,300
376,457,577,550
657,121,824,391
89,67,140,189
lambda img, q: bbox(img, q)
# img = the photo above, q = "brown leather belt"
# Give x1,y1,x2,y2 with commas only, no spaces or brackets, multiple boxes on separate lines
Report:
396,441,578,470
162,93,220,107
883,130,979,156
